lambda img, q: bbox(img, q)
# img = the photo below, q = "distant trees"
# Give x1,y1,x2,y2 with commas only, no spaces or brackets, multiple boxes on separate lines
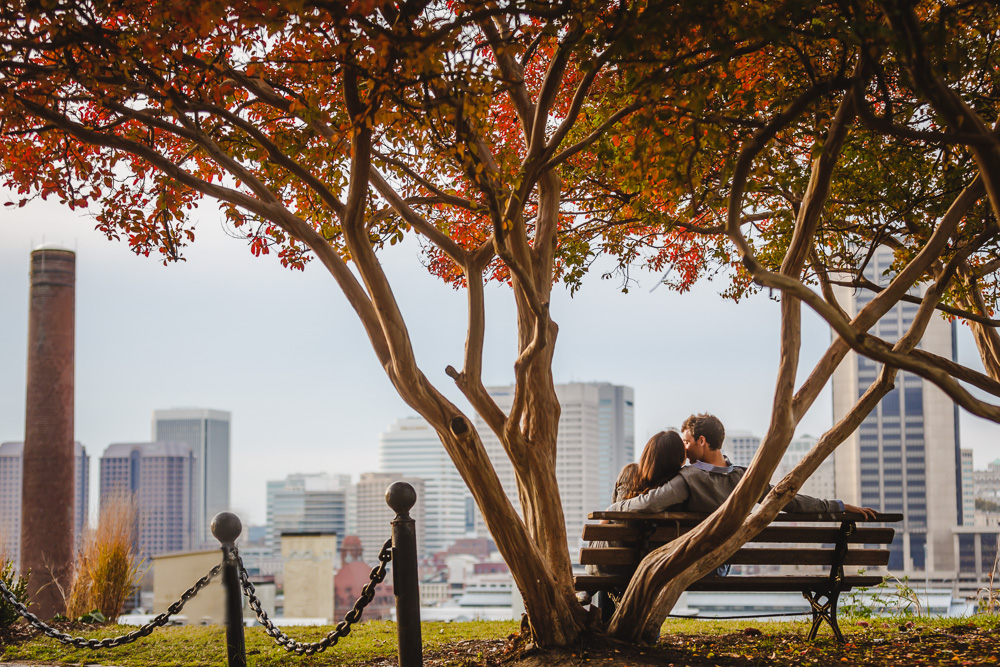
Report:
1,0,998,644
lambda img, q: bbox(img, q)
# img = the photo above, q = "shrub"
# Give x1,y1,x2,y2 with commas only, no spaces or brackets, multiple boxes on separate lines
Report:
65,491,144,622
0,559,29,629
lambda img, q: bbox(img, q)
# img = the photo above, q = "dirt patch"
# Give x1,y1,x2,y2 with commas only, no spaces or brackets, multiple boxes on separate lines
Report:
414,632,730,666
410,622,1000,667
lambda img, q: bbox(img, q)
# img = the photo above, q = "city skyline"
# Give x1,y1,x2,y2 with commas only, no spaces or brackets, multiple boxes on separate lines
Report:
3,200,1000,526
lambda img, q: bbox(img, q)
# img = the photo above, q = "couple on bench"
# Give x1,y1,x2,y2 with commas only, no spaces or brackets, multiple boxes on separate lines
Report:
607,413,875,517
586,413,874,615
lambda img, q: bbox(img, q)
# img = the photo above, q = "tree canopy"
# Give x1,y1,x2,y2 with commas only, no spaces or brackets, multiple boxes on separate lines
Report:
2,0,999,645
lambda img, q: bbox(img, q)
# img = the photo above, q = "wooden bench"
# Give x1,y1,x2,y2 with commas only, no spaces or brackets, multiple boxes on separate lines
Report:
574,510,902,641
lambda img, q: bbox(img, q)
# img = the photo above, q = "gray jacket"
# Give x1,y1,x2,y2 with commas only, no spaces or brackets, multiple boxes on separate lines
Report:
607,461,845,514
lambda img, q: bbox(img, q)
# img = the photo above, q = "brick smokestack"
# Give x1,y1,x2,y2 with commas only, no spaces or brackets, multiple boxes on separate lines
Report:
21,246,76,619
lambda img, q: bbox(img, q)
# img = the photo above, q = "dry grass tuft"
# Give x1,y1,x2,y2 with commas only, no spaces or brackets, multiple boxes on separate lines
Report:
66,491,144,622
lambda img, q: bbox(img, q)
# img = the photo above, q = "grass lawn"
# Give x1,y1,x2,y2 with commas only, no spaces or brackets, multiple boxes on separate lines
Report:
2,615,999,666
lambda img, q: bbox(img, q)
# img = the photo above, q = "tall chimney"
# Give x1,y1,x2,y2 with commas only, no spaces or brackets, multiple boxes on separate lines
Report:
21,246,76,619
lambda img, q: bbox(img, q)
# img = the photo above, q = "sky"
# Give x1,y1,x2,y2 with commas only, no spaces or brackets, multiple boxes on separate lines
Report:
2,198,999,526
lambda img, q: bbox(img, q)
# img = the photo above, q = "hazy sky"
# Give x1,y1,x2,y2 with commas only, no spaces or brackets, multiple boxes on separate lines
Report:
3,198,999,525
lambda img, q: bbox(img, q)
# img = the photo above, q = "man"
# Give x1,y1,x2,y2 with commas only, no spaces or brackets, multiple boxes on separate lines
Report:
609,413,876,517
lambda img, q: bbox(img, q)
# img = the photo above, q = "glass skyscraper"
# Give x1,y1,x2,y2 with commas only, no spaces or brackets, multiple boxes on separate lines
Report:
152,409,231,547
833,249,960,575
265,473,350,556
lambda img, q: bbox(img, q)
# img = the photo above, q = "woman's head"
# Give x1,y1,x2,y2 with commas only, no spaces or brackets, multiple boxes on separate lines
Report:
638,430,686,491
613,462,641,502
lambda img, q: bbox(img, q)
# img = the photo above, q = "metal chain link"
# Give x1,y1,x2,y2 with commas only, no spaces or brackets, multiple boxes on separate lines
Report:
236,537,393,655
0,563,221,649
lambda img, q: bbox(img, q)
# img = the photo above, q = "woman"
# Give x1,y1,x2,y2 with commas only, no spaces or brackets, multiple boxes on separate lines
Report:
588,431,686,618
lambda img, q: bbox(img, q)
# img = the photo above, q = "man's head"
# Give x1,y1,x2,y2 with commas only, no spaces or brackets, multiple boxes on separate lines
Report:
681,413,725,464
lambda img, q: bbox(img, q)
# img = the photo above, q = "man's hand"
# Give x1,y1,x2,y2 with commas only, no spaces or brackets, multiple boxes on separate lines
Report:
843,503,878,519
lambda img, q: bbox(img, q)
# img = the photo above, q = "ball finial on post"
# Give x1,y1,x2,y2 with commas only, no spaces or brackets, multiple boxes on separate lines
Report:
385,481,417,516
211,511,243,546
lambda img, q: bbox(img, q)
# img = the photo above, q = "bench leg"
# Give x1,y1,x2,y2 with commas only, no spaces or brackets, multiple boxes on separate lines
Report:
802,590,844,643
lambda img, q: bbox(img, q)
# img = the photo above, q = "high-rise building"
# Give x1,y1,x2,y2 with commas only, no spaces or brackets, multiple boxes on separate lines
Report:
378,417,471,556
727,431,762,468
265,473,351,555
0,441,88,574
470,383,635,558
152,409,230,546
832,249,960,575
974,459,1000,504
355,472,425,565
774,434,836,501
961,449,975,527
100,442,195,557
703,431,835,501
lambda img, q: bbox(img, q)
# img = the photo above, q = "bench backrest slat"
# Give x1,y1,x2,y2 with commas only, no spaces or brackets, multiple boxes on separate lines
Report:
581,524,895,545
580,546,890,567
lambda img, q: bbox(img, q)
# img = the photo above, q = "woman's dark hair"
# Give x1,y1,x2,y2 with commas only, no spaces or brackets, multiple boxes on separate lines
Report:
638,431,685,492
613,462,641,502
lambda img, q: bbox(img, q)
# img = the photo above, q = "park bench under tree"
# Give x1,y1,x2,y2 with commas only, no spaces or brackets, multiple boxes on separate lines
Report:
575,510,903,641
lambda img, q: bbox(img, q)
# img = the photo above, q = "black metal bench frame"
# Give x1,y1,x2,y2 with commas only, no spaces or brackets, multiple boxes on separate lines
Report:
575,511,902,641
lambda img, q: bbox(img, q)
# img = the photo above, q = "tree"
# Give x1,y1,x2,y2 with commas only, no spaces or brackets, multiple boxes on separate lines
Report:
1,0,998,645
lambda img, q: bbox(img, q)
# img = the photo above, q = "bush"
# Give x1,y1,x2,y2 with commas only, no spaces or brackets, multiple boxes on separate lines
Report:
1,560,29,629
65,491,144,623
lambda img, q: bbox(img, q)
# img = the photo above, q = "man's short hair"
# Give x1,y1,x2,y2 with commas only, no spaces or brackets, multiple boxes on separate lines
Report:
682,413,725,450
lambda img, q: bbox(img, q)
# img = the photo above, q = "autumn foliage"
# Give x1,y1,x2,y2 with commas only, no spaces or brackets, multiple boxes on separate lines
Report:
2,0,999,645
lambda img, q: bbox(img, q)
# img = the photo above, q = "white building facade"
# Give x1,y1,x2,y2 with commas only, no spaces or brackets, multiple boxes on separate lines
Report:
713,432,835,500
470,383,635,559
378,418,469,556
355,471,426,565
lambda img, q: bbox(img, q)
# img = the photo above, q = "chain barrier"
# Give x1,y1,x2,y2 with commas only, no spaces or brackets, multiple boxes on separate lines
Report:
1,536,395,656
0,563,221,649
236,537,394,656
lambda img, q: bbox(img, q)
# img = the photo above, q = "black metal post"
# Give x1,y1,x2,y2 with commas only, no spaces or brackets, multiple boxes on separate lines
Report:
212,512,247,667
386,482,422,667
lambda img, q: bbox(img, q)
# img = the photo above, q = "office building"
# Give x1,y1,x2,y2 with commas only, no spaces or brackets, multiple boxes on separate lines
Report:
974,459,1000,504
470,383,635,557
0,441,88,574
961,449,975,527
100,442,195,557
727,431,762,468
152,409,230,546
265,473,351,555
774,434,836,500
832,249,960,575
378,417,471,556
355,472,425,565
712,432,835,500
